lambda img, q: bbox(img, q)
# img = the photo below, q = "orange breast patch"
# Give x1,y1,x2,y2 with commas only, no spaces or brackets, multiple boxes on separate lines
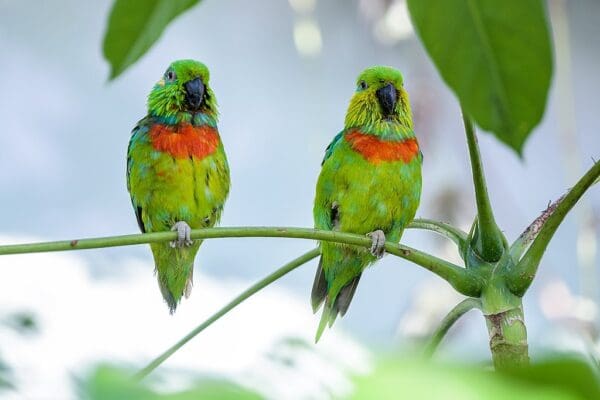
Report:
149,123,220,159
345,130,419,164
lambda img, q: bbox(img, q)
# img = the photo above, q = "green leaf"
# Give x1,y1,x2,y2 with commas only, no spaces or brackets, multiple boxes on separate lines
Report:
102,0,200,80
407,0,553,154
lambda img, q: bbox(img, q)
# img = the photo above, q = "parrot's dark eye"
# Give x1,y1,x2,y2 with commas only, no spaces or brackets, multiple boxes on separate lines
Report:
165,70,176,82
358,80,368,91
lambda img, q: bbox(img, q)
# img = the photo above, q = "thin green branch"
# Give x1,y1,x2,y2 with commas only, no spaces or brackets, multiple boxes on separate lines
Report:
463,110,506,262
509,194,565,262
408,218,468,247
134,248,321,381
423,297,482,358
508,160,600,296
0,220,459,253
0,226,481,296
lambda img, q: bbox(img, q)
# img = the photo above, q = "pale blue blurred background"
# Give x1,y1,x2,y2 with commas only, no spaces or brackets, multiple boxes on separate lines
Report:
0,0,599,397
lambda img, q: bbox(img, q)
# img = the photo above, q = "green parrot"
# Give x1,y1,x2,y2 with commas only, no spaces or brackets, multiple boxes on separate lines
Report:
312,66,422,341
127,60,230,313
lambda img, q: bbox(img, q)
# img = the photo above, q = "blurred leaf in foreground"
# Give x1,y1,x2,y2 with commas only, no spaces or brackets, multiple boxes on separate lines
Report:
0,357,14,392
351,356,599,400
502,357,600,400
80,356,599,400
80,365,263,400
2,311,38,335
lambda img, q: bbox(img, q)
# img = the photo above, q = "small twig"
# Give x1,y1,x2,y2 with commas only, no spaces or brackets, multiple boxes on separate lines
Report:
423,298,482,358
408,218,468,247
134,248,321,380
508,160,600,296
510,193,566,261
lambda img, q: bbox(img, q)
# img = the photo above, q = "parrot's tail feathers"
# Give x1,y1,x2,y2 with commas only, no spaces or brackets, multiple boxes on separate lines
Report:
314,261,363,341
184,269,194,299
158,279,178,315
334,274,362,317
311,257,328,313
315,302,334,343
152,242,199,314
327,309,338,328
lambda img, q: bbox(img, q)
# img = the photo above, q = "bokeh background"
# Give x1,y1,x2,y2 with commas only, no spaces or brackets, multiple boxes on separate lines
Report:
0,0,598,398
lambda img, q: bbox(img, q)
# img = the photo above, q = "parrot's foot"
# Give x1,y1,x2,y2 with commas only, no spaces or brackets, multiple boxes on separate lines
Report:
367,230,386,258
170,221,193,248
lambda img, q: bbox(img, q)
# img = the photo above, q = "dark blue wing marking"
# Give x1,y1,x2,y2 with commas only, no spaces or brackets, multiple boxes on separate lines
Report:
321,131,344,165
127,117,151,233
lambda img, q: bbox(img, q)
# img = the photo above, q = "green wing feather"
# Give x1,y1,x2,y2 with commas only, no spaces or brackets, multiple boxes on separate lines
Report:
127,117,151,233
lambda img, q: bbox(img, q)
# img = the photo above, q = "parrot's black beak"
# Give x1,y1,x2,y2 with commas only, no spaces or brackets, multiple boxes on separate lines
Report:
376,83,398,117
184,78,205,111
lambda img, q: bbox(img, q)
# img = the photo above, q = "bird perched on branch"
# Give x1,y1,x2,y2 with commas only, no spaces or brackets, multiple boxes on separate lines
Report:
127,60,230,313
312,66,422,341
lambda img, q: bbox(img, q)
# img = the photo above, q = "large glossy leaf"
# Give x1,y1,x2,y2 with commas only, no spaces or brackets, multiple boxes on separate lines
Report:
407,0,553,154
103,0,200,80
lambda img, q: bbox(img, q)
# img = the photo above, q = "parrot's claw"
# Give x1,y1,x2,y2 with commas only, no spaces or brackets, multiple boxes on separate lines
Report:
367,230,386,258
170,221,193,248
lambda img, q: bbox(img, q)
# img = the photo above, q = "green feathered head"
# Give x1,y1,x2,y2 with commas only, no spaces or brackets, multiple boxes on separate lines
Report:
147,59,218,124
345,66,412,135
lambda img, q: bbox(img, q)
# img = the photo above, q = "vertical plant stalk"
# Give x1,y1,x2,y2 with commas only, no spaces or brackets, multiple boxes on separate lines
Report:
463,111,506,262
484,305,529,369
424,297,481,358
134,248,320,380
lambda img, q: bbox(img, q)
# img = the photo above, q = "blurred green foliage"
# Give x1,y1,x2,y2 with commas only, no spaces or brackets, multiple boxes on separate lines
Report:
0,311,39,392
407,0,553,154
351,356,599,400
3,311,38,335
80,356,600,400
80,366,262,400
0,357,13,392
501,358,600,400
103,0,200,80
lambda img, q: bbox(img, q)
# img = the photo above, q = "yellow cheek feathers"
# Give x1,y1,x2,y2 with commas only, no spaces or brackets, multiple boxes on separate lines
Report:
157,79,165,87
398,89,413,129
